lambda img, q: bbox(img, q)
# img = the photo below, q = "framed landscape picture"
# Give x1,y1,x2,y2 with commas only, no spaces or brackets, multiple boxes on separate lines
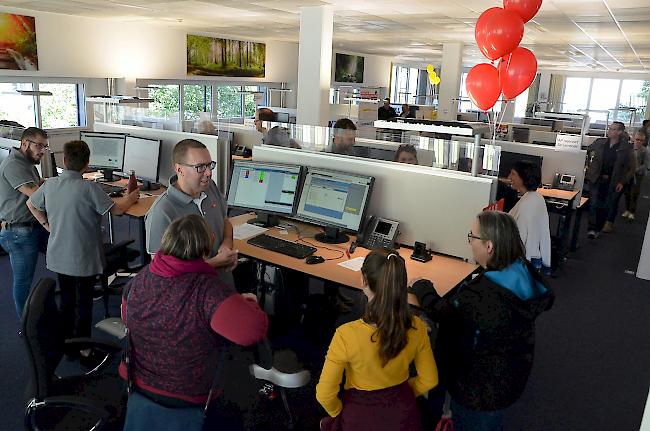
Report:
187,35,265,78
335,53,364,83
0,13,38,70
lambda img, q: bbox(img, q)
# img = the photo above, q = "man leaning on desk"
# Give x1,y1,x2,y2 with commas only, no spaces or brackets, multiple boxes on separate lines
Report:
145,139,238,283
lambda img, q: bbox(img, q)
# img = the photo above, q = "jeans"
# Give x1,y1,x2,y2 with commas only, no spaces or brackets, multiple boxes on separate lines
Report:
123,391,204,431
587,180,622,231
530,257,552,276
57,274,97,340
450,399,504,431
0,224,48,317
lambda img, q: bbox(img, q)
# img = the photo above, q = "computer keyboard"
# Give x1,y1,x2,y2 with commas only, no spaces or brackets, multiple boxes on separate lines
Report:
247,234,317,259
98,182,125,195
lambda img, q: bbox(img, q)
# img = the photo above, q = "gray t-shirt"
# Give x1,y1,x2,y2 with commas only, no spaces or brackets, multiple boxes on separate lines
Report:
0,148,41,223
145,175,227,257
29,170,114,277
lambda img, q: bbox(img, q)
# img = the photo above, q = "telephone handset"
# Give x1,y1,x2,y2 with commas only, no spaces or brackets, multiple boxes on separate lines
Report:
356,215,400,250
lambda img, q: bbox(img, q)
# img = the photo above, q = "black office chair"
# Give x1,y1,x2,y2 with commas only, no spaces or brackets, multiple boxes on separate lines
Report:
22,277,126,431
250,338,310,430
100,240,140,318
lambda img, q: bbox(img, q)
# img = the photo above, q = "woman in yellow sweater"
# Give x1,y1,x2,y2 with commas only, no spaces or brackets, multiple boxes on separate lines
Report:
316,248,438,431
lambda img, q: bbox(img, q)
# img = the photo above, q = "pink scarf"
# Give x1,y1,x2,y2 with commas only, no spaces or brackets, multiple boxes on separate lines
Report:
149,251,216,278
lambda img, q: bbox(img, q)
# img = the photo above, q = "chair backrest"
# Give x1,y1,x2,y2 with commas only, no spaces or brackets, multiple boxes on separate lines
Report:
21,278,65,400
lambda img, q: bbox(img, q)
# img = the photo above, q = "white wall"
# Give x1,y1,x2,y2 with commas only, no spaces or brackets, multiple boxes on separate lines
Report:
0,7,299,86
331,51,392,88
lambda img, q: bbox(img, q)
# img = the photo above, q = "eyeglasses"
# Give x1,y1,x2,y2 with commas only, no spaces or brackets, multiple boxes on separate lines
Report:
26,139,49,151
467,231,483,243
178,160,216,173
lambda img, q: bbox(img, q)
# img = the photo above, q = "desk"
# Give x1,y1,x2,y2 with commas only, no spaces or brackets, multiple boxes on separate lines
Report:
231,213,478,296
538,188,580,268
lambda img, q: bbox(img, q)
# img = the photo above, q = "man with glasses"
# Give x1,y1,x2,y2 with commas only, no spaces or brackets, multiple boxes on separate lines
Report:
585,121,635,238
145,139,238,281
0,127,50,317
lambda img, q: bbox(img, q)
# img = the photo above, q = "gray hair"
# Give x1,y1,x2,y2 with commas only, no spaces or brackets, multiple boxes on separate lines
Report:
159,214,212,261
476,211,526,270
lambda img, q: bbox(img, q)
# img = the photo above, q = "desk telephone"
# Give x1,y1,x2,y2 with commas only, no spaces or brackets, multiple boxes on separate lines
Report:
356,216,399,249
552,173,576,191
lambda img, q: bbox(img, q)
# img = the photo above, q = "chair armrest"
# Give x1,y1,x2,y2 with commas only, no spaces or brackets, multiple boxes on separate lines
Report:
103,240,135,256
25,395,109,430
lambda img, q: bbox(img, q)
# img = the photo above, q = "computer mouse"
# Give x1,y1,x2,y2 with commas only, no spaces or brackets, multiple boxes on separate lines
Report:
305,255,325,265
108,191,123,198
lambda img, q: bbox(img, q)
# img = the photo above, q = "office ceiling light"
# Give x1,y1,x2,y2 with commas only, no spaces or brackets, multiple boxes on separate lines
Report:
16,90,53,96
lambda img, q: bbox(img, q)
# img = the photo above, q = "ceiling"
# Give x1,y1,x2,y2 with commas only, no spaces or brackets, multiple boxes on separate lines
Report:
3,0,650,73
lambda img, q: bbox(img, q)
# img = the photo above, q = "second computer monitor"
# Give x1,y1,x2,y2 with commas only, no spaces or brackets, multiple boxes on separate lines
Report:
296,167,374,244
81,132,126,181
228,160,302,227
123,136,162,190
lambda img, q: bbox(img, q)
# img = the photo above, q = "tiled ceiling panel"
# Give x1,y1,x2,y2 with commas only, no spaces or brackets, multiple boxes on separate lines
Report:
2,0,650,72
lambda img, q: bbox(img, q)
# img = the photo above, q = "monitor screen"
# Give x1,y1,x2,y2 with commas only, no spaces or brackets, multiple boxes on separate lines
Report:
123,136,161,182
275,112,290,123
227,161,302,216
295,167,374,232
81,132,126,170
497,151,543,178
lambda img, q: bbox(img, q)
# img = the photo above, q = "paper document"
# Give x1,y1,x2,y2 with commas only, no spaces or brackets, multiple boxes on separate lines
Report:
233,223,268,240
338,256,365,272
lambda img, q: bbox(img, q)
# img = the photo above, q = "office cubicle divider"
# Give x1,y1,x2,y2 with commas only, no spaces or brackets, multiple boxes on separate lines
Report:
253,146,494,262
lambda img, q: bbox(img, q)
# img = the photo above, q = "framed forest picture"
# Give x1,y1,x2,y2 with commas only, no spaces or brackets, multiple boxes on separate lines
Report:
187,35,265,78
0,13,38,71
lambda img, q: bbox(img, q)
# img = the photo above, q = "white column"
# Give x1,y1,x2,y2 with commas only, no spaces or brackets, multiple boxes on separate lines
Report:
645,90,650,121
636,214,650,280
537,72,552,110
296,6,333,127
437,42,464,122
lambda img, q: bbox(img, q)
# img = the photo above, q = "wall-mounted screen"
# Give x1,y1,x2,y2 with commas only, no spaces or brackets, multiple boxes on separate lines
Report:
187,34,265,78
335,53,364,83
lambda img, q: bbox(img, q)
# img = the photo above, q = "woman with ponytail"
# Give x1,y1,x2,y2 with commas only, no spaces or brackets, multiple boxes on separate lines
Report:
316,248,438,431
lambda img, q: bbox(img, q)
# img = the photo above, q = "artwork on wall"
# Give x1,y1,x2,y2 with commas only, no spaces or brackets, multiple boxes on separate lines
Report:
0,13,38,71
335,53,364,83
187,35,265,78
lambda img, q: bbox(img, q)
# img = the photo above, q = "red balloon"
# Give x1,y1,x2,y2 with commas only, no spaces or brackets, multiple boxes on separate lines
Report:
504,0,542,23
466,63,502,111
475,7,524,61
499,47,537,100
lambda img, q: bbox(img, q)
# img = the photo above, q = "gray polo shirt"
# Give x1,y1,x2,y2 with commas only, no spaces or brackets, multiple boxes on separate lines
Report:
29,170,115,277
0,148,41,223
145,175,227,257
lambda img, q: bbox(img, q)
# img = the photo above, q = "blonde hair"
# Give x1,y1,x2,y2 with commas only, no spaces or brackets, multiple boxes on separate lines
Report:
159,214,212,260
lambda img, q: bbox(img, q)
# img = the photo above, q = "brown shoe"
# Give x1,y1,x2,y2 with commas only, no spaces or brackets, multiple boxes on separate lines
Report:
602,221,614,233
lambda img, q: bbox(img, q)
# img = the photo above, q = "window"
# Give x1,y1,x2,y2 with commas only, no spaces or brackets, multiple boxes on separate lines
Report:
390,65,421,104
217,86,243,118
589,79,620,123
513,88,530,119
617,80,648,124
183,84,212,120
562,77,591,114
0,82,36,127
39,83,81,128
148,85,180,119
244,85,266,118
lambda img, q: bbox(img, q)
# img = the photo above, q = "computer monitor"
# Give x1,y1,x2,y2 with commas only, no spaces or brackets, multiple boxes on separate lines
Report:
295,167,374,244
512,126,530,143
80,132,126,181
123,136,162,191
275,112,290,123
227,160,303,227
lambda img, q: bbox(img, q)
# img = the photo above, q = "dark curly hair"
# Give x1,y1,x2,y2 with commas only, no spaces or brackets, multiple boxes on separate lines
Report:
512,160,541,191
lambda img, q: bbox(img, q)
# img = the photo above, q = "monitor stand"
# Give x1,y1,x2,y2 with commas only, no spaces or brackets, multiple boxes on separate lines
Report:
247,212,280,228
100,169,116,182
140,179,161,191
315,226,349,244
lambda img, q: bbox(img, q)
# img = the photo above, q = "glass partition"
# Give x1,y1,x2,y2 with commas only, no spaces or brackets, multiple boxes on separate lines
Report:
91,104,501,175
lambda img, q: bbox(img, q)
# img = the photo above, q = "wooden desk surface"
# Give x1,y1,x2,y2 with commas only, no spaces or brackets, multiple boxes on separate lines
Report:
232,155,253,161
231,213,477,296
538,188,579,201
83,174,165,218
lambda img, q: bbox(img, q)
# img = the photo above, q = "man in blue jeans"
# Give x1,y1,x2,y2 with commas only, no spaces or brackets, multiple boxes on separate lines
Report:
0,127,49,317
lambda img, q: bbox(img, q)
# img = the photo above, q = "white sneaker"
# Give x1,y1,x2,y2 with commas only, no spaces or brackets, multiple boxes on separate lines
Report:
622,211,631,218
629,213,635,220
588,230,597,239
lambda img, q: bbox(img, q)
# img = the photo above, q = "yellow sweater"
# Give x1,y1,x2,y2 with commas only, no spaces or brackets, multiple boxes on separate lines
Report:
316,316,438,417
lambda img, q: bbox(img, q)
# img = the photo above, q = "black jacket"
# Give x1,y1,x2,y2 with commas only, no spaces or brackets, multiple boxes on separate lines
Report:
585,137,635,186
412,260,554,411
